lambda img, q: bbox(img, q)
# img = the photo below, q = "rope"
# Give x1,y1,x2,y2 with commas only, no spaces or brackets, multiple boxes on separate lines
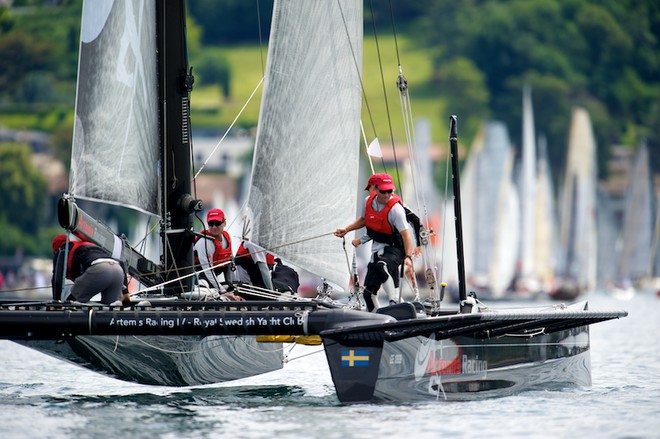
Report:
283,345,326,364
194,77,264,178
368,0,401,184
129,230,339,296
336,0,379,143
438,132,453,283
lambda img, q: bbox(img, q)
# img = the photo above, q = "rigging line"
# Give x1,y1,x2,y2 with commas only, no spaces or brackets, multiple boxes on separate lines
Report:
340,237,354,284
399,84,424,220
131,231,339,294
368,0,402,195
231,230,339,258
395,67,428,227
438,133,453,281
0,285,52,295
386,0,428,222
133,220,159,252
387,0,402,67
336,0,378,140
255,0,265,77
284,346,326,363
193,78,264,178
163,234,189,293
399,76,439,281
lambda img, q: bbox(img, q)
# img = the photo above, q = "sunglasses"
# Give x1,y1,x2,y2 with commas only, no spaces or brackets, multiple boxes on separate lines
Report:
378,189,393,194
208,220,224,227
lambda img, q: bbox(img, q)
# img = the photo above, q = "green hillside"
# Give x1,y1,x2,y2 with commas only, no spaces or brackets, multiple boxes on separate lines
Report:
191,34,448,147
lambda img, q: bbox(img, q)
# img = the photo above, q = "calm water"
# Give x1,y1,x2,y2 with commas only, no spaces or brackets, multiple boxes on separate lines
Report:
1,292,658,439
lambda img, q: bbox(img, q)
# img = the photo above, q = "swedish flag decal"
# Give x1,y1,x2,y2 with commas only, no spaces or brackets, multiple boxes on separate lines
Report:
341,349,370,367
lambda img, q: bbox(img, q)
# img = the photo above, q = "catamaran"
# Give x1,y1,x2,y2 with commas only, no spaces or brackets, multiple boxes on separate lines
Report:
0,0,626,403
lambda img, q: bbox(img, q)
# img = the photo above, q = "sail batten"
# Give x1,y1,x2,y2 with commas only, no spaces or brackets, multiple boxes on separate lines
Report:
70,0,160,216
246,0,363,289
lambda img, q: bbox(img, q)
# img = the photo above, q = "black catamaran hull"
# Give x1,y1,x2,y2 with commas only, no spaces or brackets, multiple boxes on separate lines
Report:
1,300,393,387
320,300,620,403
16,336,282,386
372,329,590,402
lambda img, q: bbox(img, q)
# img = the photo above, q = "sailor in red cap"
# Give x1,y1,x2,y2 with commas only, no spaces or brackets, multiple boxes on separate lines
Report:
359,174,424,257
194,208,237,295
335,174,414,311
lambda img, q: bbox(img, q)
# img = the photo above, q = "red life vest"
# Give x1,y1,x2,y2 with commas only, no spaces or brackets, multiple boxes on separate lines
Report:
52,235,95,281
196,230,232,266
66,241,95,279
236,242,275,289
364,192,402,234
236,242,275,266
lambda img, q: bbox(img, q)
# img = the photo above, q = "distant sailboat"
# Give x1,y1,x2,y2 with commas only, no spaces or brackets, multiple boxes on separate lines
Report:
514,85,540,295
614,144,655,294
649,203,660,293
533,136,559,294
552,108,598,300
515,86,558,296
462,121,520,299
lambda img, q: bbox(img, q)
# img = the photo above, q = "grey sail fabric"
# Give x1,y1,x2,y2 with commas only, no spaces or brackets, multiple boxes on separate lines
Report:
246,0,363,289
70,0,160,216
558,108,598,292
462,121,519,297
618,144,654,283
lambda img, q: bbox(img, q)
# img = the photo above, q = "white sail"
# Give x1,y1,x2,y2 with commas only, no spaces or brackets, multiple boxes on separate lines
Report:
556,108,598,294
617,144,654,284
533,136,557,292
519,85,536,282
246,0,362,288
651,204,660,283
70,0,160,215
462,121,519,297
460,123,483,283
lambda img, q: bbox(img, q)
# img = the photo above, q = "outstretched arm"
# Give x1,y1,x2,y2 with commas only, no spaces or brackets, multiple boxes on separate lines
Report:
335,217,365,237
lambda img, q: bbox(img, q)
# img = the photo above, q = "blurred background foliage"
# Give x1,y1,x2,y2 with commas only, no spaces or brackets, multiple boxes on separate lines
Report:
0,0,658,256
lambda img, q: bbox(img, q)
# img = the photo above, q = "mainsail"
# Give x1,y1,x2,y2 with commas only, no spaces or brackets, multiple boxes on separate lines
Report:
70,0,160,215
246,0,362,288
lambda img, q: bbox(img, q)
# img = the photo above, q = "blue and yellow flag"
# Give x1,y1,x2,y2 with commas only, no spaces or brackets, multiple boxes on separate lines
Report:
341,349,370,367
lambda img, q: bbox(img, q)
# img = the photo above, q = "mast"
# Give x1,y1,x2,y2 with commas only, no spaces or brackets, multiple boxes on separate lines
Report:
157,0,201,295
449,116,468,307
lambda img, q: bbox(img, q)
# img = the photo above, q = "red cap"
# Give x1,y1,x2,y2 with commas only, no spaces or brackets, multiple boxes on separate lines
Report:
52,234,67,252
207,208,225,223
365,173,388,190
375,174,396,191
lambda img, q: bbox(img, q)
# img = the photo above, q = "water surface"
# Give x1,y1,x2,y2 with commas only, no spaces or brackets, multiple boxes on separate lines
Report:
1,292,657,438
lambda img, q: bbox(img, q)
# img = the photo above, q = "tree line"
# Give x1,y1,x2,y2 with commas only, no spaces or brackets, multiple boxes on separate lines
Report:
0,0,658,257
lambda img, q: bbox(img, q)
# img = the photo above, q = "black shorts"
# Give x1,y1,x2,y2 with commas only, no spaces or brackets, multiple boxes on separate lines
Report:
364,246,404,289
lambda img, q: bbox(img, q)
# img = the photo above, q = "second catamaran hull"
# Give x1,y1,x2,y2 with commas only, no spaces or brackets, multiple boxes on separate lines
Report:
322,302,605,403
372,328,590,402
17,336,282,386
